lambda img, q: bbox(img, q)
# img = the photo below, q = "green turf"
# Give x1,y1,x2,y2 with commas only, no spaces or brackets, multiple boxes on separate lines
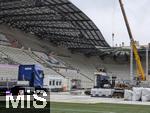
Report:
51,102,150,113
0,101,50,113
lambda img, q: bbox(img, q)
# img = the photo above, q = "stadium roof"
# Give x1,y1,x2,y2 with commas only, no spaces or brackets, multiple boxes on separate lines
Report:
0,0,110,55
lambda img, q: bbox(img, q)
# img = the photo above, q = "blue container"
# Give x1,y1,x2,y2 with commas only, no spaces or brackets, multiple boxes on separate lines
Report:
18,65,44,88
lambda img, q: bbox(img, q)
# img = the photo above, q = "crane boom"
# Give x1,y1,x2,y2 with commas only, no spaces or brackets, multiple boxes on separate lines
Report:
119,0,146,81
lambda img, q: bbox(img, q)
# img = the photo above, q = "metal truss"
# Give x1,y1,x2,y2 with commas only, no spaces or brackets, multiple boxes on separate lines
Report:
0,0,110,55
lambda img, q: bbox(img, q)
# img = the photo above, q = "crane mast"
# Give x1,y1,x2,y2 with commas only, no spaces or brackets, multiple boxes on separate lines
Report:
118,0,146,81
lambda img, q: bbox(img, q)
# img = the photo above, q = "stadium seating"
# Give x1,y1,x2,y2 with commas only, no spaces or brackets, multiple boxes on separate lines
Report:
0,51,17,64
0,45,93,88
57,55,99,80
0,46,41,65
0,64,18,79
0,33,11,46
0,38,138,88
34,51,66,68
57,54,132,81
0,45,61,78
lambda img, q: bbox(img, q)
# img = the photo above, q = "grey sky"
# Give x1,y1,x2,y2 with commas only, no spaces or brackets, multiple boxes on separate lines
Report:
70,0,150,46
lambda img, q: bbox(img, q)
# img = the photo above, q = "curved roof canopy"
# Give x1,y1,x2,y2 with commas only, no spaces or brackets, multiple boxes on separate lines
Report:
0,0,110,54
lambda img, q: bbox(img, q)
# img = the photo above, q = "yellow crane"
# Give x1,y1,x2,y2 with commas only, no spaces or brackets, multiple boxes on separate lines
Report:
118,0,146,81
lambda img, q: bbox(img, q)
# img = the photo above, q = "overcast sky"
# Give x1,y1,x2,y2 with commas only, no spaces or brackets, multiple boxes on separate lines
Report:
70,0,150,46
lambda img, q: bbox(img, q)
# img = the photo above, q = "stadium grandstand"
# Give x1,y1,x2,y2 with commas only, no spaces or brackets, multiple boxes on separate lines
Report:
0,0,149,91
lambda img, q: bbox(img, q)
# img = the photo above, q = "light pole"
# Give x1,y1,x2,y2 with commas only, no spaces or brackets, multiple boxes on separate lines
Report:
130,43,134,83
146,44,149,80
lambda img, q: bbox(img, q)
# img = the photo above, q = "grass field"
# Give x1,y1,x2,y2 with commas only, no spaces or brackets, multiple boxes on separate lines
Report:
51,102,150,113
0,101,50,113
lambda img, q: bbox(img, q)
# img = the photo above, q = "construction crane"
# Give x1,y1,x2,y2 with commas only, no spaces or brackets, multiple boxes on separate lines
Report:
118,0,146,81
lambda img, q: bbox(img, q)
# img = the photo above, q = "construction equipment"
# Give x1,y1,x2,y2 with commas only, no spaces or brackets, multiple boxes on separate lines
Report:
91,68,132,98
91,0,146,98
119,0,146,81
94,68,112,88
91,69,114,97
